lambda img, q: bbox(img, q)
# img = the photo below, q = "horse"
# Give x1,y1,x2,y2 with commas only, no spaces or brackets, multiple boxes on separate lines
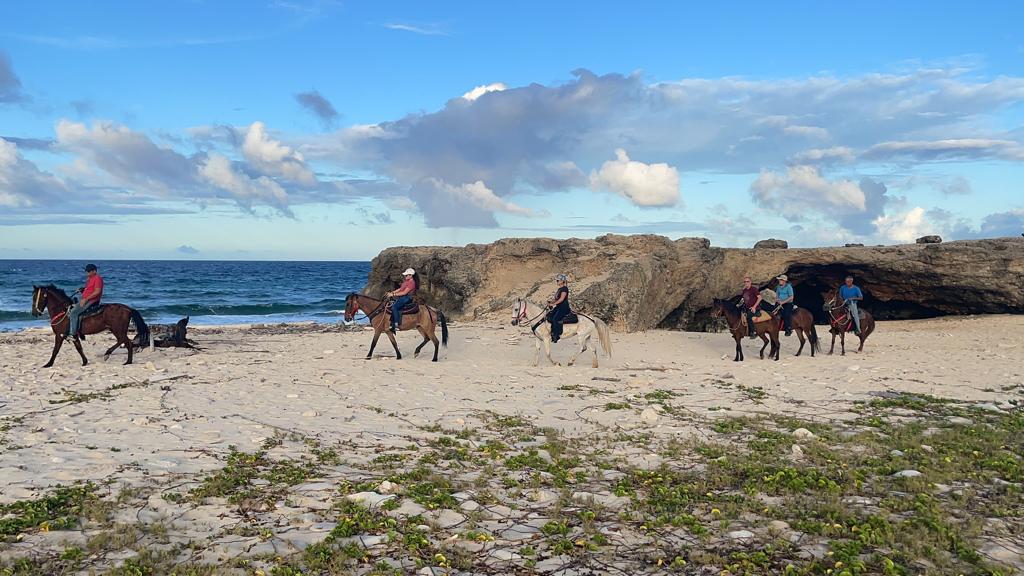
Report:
823,292,876,355
31,284,150,367
711,297,780,362
788,306,820,357
511,299,613,367
344,293,448,361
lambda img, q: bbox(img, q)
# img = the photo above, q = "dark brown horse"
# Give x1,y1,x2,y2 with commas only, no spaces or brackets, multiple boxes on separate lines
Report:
711,298,780,361
344,293,448,361
823,292,875,355
788,306,820,357
31,285,149,367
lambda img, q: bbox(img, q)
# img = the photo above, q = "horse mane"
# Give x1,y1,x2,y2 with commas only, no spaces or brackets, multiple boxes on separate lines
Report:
41,284,71,301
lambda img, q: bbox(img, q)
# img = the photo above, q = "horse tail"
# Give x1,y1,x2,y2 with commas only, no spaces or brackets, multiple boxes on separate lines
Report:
130,308,150,346
438,310,449,347
809,322,820,354
594,317,613,358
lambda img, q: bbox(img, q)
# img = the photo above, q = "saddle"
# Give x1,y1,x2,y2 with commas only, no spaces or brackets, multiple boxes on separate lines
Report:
385,300,419,315
80,304,106,319
560,312,579,325
751,310,775,323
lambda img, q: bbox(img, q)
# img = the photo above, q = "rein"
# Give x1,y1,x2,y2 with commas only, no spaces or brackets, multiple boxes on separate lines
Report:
514,300,548,328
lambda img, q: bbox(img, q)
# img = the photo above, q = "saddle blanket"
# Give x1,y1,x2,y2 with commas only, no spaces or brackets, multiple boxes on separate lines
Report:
752,310,774,323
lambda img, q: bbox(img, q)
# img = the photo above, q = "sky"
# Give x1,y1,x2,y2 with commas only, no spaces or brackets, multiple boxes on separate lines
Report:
1,1,1023,260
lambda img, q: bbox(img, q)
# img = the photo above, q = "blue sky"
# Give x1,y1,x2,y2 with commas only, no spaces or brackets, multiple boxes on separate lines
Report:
1,1,1023,260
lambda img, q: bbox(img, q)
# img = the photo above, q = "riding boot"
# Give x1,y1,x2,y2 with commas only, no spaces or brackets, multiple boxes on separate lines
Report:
747,317,757,339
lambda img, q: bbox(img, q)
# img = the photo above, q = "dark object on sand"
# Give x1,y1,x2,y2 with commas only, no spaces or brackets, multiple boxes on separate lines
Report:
916,235,942,244
133,316,198,348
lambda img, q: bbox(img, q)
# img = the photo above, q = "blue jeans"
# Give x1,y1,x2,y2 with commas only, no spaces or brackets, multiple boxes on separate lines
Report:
846,300,861,333
67,302,98,337
391,295,412,329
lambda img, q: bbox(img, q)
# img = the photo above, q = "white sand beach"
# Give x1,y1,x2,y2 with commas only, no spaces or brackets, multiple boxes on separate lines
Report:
1,316,1022,574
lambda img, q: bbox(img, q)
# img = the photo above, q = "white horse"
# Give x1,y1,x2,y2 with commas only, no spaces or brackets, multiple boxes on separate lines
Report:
511,298,613,367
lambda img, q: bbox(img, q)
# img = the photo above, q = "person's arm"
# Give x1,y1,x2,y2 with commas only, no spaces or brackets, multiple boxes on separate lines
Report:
752,294,762,310
548,289,566,307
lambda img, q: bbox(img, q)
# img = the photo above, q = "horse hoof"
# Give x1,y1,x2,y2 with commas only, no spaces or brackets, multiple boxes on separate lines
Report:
432,358,438,363
43,363,53,368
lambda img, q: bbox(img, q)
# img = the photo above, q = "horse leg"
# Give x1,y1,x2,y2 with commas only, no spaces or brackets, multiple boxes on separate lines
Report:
103,341,121,359
414,327,429,358
734,335,742,362
43,334,65,368
534,338,541,367
123,330,134,365
828,331,837,355
430,332,440,362
366,331,382,359
71,337,88,366
795,329,805,356
385,331,402,360
857,334,865,353
840,332,846,356
543,336,558,366
773,332,780,361
759,331,769,359
568,333,583,366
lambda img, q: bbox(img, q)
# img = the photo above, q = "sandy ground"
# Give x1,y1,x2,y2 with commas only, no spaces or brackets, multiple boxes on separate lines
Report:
1,315,1022,572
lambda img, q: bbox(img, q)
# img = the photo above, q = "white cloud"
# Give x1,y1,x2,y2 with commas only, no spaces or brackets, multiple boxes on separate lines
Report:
589,149,680,207
783,125,830,139
433,179,536,216
241,121,316,185
0,138,67,208
864,139,1024,161
873,206,931,243
788,146,855,164
462,83,507,101
199,153,290,211
751,165,865,218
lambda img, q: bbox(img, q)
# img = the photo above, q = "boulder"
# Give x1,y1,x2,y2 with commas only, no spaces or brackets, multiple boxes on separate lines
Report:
366,235,1024,332
754,238,788,249
916,235,942,244
844,243,864,247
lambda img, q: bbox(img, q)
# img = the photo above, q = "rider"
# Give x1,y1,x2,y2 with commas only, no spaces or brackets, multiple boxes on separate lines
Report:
546,274,571,343
741,276,764,339
386,268,418,334
839,275,863,335
67,263,103,339
776,274,795,337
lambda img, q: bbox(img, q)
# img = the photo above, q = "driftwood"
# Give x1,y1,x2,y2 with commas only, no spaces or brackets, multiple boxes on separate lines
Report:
132,316,198,348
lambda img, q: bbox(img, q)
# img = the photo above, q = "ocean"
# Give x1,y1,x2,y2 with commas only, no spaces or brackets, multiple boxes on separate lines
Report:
0,260,372,332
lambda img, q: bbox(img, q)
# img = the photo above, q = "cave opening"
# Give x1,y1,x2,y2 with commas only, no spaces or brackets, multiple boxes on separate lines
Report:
784,263,947,323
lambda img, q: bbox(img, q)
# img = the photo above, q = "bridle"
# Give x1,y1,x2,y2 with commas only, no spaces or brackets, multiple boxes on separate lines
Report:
511,299,547,327
825,295,850,327
346,294,389,323
33,287,69,326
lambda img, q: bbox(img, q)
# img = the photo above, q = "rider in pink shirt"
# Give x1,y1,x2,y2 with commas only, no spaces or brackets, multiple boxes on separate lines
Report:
386,268,418,333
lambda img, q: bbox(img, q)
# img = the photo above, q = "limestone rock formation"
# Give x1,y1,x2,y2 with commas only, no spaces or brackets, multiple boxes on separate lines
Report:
366,235,1024,332
916,235,942,244
754,238,788,249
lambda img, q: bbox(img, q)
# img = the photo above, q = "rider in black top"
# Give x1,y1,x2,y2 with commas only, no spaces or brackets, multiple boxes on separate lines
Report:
547,274,571,343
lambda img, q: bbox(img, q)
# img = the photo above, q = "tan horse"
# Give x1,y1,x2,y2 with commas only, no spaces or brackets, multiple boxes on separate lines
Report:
511,299,612,367
344,293,448,361
31,284,149,367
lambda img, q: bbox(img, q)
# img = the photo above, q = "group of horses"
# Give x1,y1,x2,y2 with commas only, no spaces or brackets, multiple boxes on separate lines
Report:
30,283,870,368
712,291,876,362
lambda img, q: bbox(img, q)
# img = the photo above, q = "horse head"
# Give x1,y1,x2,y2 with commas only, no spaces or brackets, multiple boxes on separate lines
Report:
31,285,45,317
823,292,840,311
710,298,725,317
511,298,529,326
344,293,359,322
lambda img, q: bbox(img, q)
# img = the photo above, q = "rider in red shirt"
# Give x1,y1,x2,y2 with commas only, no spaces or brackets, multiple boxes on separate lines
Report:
67,264,103,338
385,268,418,333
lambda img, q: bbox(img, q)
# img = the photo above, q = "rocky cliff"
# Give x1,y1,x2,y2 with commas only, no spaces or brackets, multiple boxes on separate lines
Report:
365,235,1024,331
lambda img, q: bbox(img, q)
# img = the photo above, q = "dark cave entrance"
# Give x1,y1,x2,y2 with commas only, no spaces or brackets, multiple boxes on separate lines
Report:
784,263,947,324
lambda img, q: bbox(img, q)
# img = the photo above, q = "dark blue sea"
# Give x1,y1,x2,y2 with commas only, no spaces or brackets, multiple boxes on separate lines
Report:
0,260,371,331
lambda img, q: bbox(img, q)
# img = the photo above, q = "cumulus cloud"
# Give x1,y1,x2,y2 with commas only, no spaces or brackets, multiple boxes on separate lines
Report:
0,51,26,103
873,206,933,243
462,83,507,101
198,153,291,213
978,209,1024,237
176,244,199,254
751,165,866,217
589,149,680,207
295,89,339,126
0,138,68,208
241,122,316,185
298,67,1024,228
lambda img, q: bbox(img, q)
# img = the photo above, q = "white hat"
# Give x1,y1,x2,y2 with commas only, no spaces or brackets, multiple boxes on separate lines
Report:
403,268,415,276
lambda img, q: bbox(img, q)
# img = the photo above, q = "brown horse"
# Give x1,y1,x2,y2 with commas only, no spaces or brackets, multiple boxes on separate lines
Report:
823,292,875,355
711,298,780,361
344,293,448,361
788,306,820,357
31,285,149,367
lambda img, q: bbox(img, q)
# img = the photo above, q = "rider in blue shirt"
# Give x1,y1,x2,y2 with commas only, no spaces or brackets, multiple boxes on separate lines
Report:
775,274,795,336
838,275,863,334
